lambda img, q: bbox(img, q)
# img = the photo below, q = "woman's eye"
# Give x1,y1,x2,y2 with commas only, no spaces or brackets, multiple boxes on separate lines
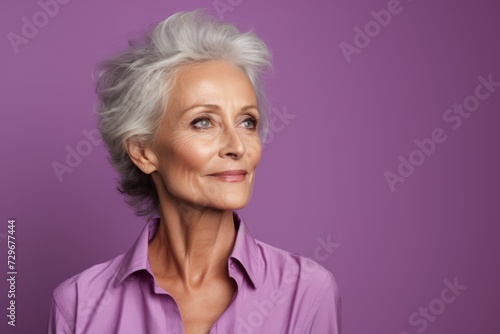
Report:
192,117,212,129
242,117,258,129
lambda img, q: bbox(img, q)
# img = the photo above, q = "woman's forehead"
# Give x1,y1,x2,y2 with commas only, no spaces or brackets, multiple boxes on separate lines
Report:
168,61,258,113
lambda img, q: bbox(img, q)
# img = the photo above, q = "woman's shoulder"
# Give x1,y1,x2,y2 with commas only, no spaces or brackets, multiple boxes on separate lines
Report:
254,238,340,290
48,252,136,333
52,253,126,302
252,238,341,332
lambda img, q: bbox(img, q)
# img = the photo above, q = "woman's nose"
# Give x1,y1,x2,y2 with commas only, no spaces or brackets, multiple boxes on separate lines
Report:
218,125,246,159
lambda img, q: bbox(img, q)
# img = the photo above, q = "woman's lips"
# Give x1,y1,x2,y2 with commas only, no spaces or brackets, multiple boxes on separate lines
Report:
208,170,247,182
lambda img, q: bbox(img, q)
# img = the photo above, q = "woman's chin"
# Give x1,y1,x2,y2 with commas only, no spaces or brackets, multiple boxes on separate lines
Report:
201,195,251,211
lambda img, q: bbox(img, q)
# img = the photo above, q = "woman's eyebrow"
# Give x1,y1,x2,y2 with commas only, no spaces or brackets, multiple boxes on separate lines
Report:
181,104,259,114
181,104,220,114
241,105,259,112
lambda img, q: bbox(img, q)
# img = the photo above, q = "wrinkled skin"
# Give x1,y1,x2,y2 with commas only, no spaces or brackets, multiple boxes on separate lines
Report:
126,60,263,334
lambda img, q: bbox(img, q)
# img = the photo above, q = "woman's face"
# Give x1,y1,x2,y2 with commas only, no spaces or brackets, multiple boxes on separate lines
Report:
148,60,262,211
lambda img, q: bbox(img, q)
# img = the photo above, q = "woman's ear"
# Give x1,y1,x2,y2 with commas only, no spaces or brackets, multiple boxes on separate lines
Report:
125,138,158,174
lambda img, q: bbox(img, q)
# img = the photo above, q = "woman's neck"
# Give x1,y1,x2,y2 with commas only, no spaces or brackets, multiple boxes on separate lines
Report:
148,199,237,290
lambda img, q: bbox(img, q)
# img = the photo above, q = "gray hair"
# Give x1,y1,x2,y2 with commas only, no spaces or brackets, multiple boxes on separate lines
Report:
94,9,273,218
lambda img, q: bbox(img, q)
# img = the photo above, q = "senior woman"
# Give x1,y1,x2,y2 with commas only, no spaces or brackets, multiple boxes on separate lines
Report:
48,10,341,334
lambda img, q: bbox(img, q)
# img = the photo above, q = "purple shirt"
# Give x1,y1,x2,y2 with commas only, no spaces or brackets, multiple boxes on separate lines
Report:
48,211,341,333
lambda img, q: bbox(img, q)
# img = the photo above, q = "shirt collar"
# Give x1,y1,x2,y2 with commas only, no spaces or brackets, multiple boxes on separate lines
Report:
229,211,260,288
115,211,260,288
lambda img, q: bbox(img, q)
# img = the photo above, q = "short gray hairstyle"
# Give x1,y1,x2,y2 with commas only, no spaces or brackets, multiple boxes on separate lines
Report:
94,9,273,218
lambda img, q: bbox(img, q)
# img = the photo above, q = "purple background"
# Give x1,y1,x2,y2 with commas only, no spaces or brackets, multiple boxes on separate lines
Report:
2,0,499,333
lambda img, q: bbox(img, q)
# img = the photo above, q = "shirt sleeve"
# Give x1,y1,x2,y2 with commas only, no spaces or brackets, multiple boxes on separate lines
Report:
47,293,73,334
303,272,342,334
